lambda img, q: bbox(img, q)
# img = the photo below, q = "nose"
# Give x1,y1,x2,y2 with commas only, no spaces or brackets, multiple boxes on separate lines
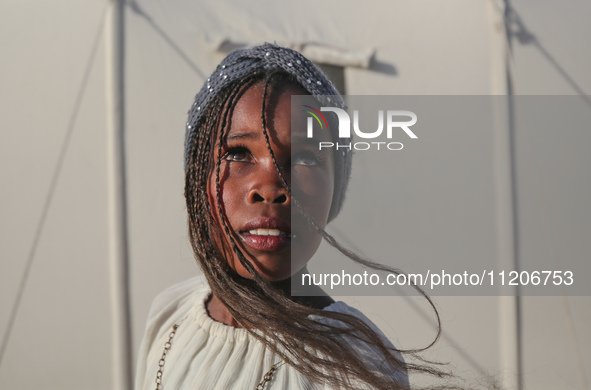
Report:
247,165,290,205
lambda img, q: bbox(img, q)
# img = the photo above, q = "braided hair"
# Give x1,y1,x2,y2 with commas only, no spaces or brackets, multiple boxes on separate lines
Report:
184,44,459,389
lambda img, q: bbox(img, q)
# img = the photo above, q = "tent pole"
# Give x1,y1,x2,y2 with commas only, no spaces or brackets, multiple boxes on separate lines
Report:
106,0,132,389
490,0,522,389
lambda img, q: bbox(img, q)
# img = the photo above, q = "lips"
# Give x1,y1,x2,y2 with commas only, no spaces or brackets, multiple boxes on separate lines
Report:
240,217,291,252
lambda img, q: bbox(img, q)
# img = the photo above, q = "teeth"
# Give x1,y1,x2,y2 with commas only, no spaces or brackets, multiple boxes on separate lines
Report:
248,228,286,236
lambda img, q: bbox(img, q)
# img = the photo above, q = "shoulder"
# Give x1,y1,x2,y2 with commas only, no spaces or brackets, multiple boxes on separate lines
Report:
320,301,410,388
145,274,209,324
135,275,210,389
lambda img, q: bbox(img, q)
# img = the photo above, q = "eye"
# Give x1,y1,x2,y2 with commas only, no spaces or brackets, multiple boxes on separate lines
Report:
292,150,321,167
224,146,251,162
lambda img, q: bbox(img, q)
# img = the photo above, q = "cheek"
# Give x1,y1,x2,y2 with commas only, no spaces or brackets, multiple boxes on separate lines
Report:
206,173,221,220
206,172,244,269
291,167,334,226
290,176,332,273
205,174,225,249
207,165,247,229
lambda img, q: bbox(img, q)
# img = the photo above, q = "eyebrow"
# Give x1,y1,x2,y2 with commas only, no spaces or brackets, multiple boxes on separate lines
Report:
226,131,327,145
292,135,327,145
226,132,261,141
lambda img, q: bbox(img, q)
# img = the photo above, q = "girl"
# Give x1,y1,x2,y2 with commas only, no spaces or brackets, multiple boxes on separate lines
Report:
135,43,444,390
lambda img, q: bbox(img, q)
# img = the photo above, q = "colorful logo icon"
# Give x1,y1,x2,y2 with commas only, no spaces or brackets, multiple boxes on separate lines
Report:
302,105,329,130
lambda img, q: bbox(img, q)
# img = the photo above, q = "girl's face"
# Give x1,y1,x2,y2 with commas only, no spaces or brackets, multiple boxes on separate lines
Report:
208,81,335,282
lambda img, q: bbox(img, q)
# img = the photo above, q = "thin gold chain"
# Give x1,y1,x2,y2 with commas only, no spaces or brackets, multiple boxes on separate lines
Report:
154,323,179,390
256,361,284,390
154,322,283,390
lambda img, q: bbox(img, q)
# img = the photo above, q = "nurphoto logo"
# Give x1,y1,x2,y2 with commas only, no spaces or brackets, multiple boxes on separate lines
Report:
304,106,418,151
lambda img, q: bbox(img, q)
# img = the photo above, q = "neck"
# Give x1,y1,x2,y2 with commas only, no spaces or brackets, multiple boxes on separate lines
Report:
205,293,243,328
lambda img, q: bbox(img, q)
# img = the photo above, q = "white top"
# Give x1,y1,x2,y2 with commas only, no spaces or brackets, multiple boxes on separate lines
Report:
135,275,408,390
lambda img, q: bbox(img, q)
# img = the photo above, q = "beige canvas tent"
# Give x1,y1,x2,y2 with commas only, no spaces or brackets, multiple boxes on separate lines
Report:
1,0,589,389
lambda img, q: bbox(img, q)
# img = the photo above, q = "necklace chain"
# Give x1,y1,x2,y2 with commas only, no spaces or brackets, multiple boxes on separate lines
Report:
256,362,284,390
154,322,282,390
154,323,178,390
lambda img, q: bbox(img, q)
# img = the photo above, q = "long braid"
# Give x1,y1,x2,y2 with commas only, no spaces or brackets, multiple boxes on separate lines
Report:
258,71,443,354
214,76,262,278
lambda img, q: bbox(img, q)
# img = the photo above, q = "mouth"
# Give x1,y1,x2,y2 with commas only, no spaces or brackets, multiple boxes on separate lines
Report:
240,218,291,252
246,228,290,237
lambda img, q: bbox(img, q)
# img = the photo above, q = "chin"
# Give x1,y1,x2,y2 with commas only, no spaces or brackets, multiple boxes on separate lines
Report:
233,259,307,283
249,263,294,282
